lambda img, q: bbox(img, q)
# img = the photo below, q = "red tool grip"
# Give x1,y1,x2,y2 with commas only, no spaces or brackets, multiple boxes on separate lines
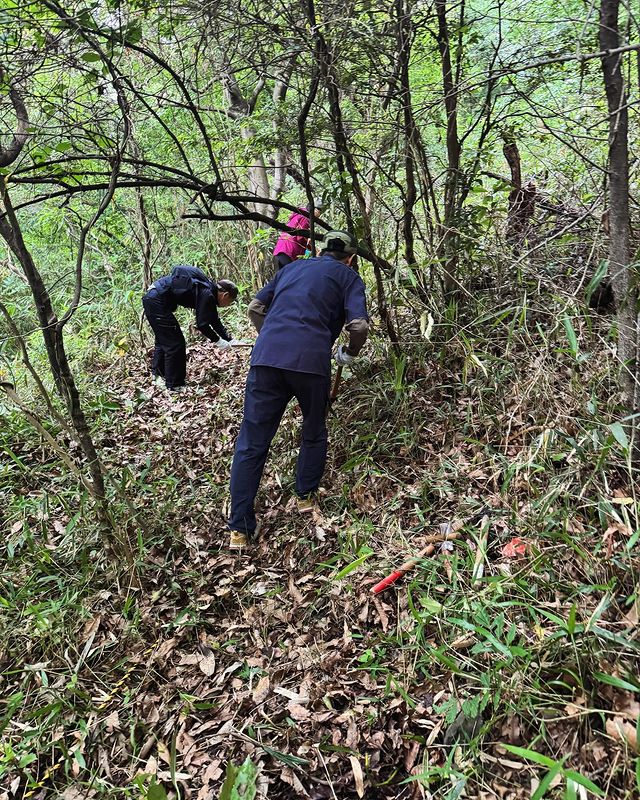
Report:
372,570,405,594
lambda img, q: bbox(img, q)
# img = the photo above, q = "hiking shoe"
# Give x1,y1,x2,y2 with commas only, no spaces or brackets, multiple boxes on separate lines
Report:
229,528,259,550
297,496,317,514
229,529,253,550
228,519,263,549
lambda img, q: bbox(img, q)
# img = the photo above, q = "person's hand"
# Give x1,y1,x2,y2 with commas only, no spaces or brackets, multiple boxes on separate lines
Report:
215,338,232,350
334,345,354,366
229,338,249,346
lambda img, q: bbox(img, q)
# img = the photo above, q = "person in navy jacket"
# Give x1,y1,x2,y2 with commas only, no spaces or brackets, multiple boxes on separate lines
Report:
142,265,238,390
228,231,369,548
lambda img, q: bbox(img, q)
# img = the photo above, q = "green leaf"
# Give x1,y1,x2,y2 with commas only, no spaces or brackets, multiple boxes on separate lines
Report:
219,762,239,800
449,618,511,657
585,260,609,303
124,21,142,43
502,744,557,769
567,603,577,635
81,51,102,62
531,766,561,800
608,422,629,452
419,597,443,615
562,314,578,358
147,783,168,800
18,752,37,768
535,608,567,628
260,744,309,767
594,671,640,693
563,770,604,796
334,552,373,580
590,625,640,650
429,646,461,672
234,757,258,799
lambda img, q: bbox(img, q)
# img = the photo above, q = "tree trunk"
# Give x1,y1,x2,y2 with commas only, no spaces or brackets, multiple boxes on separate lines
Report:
503,137,537,254
0,184,107,508
397,0,417,270
311,20,400,346
0,79,130,557
136,185,154,289
272,54,299,202
599,0,639,453
435,0,462,300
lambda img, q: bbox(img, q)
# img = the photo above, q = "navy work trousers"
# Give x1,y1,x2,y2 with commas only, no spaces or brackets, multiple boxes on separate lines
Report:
229,366,330,535
142,291,186,389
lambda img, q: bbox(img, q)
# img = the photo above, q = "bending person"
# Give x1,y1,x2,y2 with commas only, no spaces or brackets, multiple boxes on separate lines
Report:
228,231,369,548
142,265,238,391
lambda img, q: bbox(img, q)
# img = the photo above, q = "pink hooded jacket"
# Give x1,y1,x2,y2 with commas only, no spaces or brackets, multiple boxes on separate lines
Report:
273,209,311,259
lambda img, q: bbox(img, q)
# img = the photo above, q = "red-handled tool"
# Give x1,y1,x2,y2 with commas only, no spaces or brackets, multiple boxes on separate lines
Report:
372,543,436,594
371,531,462,594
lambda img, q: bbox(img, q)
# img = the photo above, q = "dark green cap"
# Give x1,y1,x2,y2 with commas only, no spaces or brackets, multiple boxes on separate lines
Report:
320,230,358,255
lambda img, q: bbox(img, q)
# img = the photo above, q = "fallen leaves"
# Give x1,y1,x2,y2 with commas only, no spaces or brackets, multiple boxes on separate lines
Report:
605,717,638,752
348,756,365,798
197,644,217,677
252,675,271,704
501,537,527,558
287,702,311,721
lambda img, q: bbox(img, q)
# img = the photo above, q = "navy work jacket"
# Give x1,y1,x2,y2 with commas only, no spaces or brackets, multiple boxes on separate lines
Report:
150,265,230,342
251,255,368,378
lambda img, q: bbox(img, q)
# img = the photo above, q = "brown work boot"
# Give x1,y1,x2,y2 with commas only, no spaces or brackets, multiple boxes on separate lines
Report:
296,496,317,514
229,530,250,550
228,521,260,550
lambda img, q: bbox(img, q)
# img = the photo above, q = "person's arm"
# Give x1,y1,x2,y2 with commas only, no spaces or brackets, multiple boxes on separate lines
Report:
343,276,369,356
344,317,369,356
248,299,268,332
248,276,277,333
196,285,231,341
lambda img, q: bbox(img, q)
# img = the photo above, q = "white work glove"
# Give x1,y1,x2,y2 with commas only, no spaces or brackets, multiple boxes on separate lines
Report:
334,345,355,366
215,338,232,350
228,338,249,346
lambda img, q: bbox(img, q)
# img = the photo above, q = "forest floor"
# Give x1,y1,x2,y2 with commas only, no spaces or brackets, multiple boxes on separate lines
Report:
2,300,640,799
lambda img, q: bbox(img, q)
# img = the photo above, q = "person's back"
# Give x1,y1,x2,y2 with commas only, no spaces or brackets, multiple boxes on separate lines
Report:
250,255,363,377
151,265,210,311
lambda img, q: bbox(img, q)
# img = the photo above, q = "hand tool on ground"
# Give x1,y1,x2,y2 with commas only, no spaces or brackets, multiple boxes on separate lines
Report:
371,508,491,594
372,530,461,594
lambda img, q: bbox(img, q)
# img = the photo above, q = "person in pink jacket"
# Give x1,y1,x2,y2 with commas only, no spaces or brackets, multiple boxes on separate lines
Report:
273,201,323,271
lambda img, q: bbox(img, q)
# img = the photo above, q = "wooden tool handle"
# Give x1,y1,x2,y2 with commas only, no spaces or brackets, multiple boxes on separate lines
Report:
372,544,435,594
371,517,478,595
330,365,343,401
397,543,435,572
422,529,462,545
